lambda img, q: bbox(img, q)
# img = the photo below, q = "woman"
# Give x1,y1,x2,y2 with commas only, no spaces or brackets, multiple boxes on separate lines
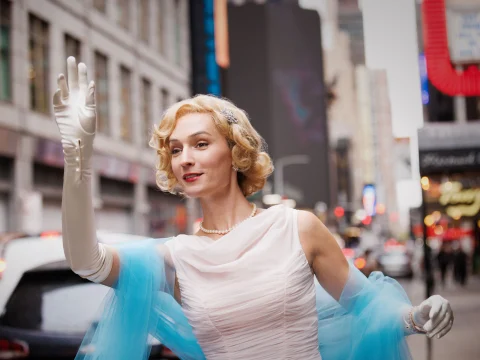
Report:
53,57,453,360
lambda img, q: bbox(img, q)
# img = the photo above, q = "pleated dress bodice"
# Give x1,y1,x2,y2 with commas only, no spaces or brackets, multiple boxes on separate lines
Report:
165,205,321,360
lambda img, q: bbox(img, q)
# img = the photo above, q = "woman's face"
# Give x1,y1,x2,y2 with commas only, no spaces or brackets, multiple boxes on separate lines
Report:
169,113,235,198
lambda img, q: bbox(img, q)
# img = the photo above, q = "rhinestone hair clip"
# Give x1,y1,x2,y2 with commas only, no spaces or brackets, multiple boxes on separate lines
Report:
220,108,238,124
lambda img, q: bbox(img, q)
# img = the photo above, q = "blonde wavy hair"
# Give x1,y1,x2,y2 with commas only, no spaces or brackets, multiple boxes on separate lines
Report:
149,94,273,197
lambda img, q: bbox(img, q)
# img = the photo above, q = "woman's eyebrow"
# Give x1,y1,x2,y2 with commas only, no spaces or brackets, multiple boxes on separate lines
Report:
170,131,212,143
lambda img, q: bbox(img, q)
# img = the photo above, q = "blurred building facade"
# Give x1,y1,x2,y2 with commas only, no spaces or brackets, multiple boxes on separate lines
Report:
296,1,355,216
414,0,480,271
0,0,191,236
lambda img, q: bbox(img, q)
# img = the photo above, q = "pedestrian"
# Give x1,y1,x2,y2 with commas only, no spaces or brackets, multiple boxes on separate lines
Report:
453,242,468,286
437,241,452,288
53,57,454,360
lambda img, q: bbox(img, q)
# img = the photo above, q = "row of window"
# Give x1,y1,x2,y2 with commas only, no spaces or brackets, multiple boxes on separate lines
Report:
93,0,182,65
0,0,181,146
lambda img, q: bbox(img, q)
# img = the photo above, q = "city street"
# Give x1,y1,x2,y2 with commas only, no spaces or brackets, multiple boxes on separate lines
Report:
403,275,480,360
1,0,480,359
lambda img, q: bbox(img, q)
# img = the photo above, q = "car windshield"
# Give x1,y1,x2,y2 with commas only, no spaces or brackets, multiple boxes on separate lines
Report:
0,269,109,334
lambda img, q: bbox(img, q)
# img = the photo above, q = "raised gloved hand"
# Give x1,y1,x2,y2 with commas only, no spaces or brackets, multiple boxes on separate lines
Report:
52,57,112,283
53,56,96,170
412,295,453,339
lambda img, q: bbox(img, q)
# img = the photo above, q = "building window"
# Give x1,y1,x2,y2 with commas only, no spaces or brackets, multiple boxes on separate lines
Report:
174,0,181,65
94,51,109,134
29,14,49,114
139,0,149,43
117,0,130,30
120,66,132,142
142,78,151,147
93,0,106,13
161,88,169,115
466,96,480,122
64,34,81,66
0,0,12,102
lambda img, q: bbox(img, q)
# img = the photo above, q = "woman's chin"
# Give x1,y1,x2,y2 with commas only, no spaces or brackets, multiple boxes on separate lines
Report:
182,187,203,199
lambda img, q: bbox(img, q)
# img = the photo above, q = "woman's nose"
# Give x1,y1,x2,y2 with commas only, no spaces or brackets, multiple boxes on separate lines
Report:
180,148,195,167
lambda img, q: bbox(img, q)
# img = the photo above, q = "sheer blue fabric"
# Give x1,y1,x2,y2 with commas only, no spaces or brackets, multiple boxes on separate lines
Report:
75,239,413,360
74,238,205,360
315,264,413,360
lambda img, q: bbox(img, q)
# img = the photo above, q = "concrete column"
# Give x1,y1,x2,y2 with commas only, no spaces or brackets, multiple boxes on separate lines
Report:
133,168,150,236
454,66,467,123
11,136,35,233
11,0,29,112
49,22,63,114
109,59,121,140
131,66,142,147
164,0,175,64
180,0,190,71
186,198,199,235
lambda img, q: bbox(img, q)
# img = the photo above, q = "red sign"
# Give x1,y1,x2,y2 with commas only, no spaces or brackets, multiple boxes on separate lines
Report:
422,0,480,96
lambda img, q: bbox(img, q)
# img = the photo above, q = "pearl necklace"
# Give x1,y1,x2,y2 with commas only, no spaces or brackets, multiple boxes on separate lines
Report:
200,203,257,235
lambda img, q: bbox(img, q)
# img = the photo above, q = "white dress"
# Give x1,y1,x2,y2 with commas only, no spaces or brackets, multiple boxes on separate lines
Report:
165,204,322,360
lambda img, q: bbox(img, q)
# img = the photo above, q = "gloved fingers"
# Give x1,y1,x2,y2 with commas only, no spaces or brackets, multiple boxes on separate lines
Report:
419,302,431,318
423,319,432,332
424,302,447,332
57,74,69,99
78,62,88,94
67,56,79,91
436,318,454,339
53,89,63,107
428,298,443,319
428,309,451,338
86,81,96,107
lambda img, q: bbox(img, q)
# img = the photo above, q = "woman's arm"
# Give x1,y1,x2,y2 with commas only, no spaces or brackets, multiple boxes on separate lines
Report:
297,210,453,338
53,57,118,286
297,210,349,301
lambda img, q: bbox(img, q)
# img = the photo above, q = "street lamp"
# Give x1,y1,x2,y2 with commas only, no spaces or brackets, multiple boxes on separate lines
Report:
274,155,310,196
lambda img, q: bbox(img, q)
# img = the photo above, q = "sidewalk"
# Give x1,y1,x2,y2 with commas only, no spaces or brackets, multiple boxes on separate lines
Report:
405,275,480,360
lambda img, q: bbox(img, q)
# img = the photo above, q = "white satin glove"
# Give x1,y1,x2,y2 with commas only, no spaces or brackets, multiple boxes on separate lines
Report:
53,57,112,283
412,295,454,339
53,56,96,162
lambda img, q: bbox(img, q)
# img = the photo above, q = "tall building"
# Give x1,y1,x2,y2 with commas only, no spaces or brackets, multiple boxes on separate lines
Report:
0,0,191,237
225,2,330,209
338,0,365,66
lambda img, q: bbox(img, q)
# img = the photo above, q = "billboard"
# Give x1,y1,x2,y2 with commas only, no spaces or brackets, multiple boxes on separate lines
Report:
225,3,330,208
189,0,221,95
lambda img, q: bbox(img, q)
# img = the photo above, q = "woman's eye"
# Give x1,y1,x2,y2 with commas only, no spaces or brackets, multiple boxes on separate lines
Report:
171,148,181,155
196,142,208,148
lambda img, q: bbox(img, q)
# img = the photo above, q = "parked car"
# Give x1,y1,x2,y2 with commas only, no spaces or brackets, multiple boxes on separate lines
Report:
0,231,178,359
377,241,413,278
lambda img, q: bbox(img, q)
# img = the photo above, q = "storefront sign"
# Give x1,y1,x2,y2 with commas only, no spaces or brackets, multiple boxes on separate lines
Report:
94,154,140,183
35,138,64,167
419,53,429,105
362,184,377,217
190,0,221,95
35,138,140,183
440,181,480,218
419,149,480,174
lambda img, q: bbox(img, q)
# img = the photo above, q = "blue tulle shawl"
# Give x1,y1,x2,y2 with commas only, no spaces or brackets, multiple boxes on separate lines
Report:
75,239,412,360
